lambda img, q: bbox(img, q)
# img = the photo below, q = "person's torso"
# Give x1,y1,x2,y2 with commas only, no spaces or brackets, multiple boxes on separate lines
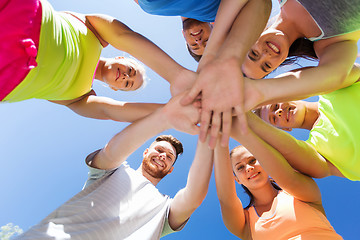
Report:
3,0,102,102
18,163,171,240
307,81,360,181
279,0,360,41
248,191,342,240
138,0,220,22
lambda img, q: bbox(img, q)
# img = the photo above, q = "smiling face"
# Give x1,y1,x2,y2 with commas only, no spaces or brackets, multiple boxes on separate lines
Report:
141,141,177,179
102,57,144,91
231,147,269,190
242,28,290,79
182,18,213,56
259,101,306,131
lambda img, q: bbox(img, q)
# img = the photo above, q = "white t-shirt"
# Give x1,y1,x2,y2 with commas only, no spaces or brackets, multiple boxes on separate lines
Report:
18,151,183,239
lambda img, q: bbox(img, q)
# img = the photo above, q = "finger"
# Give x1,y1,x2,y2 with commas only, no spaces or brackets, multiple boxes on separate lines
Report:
187,124,201,135
199,109,212,142
209,111,221,149
234,105,248,135
180,82,202,106
220,111,232,147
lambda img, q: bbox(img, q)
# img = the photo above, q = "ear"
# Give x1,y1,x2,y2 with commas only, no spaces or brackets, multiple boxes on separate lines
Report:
110,85,119,91
281,127,292,132
166,166,174,175
234,174,241,184
143,148,149,157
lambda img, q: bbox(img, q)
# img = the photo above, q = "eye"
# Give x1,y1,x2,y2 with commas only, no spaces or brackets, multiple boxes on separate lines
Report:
265,62,271,69
251,50,258,57
249,158,256,165
125,81,129,88
237,165,244,171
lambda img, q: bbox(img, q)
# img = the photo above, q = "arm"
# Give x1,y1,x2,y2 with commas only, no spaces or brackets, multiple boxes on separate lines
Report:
214,143,250,239
232,112,330,179
85,14,195,89
247,40,359,109
89,92,200,170
197,0,250,69
232,115,322,204
51,90,163,123
182,0,272,147
167,139,213,230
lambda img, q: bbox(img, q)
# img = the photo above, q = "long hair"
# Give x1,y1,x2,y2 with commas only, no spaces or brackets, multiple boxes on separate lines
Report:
281,38,318,66
241,179,282,209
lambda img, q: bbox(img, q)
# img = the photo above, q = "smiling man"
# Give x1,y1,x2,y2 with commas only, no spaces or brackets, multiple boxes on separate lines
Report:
18,93,214,240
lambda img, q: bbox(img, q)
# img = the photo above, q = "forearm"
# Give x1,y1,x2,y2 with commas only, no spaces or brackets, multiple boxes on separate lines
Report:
86,15,185,84
233,125,321,202
98,107,169,169
169,140,213,228
253,41,359,106
216,0,271,63
214,144,246,237
199,0,249,69
233,113,330,178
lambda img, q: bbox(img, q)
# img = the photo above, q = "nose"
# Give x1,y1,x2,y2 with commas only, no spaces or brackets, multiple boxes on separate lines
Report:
246,164,254,172
275,108,283,117
122,73,129,80
159,153,166,160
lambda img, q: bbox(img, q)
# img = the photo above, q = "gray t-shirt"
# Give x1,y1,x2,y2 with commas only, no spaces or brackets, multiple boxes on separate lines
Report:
18,150,184,239
280,0,360,41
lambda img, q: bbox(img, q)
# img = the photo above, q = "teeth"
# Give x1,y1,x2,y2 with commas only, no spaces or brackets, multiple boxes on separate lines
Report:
249,172,259,179
268,42,279,53
191,30,201,36
152,158,164,167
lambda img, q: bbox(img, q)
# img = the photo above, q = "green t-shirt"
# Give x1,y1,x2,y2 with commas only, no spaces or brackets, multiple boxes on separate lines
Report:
4,0,102,102
307,81,360,180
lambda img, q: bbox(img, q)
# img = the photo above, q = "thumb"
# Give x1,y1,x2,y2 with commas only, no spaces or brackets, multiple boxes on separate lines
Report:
180,83,201,106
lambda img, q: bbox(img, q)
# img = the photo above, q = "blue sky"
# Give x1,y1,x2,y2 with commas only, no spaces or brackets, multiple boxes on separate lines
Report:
1,0,360,239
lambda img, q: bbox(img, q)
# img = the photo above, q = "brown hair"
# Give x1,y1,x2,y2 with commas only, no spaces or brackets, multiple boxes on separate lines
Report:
281,38,318,66
186,44,202,62
154,135,183,162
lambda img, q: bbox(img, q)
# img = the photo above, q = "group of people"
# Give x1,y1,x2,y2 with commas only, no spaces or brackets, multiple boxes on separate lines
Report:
2,0,360,239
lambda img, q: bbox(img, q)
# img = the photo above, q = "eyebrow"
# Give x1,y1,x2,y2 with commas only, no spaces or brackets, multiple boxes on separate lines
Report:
158,146,175,158
247,55,268,74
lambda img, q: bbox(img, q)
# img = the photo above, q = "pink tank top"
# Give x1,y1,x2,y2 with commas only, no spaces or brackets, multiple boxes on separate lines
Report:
247,191,342,240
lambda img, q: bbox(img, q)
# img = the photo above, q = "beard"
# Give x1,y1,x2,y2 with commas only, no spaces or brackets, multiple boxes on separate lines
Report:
182,18,205,31
142,155,170,179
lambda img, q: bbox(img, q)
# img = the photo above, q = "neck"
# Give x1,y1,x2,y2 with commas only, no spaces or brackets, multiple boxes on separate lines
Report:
251,181,279,207
137,164,161,186
94,58,105,82
301,102,320,130
271,12,303,44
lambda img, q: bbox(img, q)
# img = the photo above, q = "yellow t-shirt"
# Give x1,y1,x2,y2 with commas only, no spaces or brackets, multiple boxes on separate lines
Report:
4,0,102,102
307,81,360,181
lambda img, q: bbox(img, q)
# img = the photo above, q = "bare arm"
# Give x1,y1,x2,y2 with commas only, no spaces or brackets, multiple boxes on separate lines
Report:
232,112,330,178
197,0,249,69
182,0,272,147
214,143,250,239
89,92,200,170
51,90,163,123
85,14,194,87
168,139,213,230
247,40,359,109
231,114,322,204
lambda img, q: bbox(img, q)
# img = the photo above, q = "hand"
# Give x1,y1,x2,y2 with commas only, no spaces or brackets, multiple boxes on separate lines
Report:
170,69,198,97
181,57,247,148
163,91,201,135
